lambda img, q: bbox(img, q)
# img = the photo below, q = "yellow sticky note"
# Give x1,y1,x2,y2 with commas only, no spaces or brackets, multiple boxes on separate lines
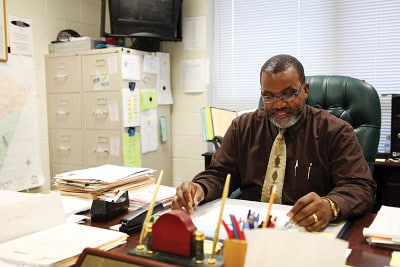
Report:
390,251,400,267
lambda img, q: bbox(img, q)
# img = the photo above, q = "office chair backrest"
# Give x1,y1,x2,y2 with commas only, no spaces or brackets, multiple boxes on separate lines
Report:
305,75,381,173
258,75,381,173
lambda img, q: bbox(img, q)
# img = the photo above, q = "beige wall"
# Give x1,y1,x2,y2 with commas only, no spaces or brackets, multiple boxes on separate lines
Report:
6,0,102,192
6,0,208,191
161,0,209,187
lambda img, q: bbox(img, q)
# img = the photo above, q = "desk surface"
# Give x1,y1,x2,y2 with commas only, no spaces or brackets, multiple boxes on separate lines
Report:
85,212,392,267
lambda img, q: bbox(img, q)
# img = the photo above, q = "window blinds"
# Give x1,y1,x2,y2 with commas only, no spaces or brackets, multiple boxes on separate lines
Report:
212,0,400,153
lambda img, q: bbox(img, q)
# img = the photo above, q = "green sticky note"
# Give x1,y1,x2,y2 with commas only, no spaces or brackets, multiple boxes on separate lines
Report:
123,132,142,167
141,90,158,110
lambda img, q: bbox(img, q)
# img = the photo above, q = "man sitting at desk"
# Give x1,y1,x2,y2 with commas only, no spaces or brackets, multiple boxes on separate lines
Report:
171,54,376,232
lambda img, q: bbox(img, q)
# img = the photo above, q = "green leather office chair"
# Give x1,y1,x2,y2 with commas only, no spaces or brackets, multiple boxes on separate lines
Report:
305,75,381,174
258,75,381,173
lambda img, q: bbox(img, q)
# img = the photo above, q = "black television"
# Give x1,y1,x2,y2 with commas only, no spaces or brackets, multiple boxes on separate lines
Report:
101,0,182,51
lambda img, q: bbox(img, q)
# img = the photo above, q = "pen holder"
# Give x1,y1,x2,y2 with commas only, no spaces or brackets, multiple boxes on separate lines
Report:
223,239,247,267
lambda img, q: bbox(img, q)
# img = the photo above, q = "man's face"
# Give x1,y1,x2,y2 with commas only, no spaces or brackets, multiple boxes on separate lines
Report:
260,67,309,128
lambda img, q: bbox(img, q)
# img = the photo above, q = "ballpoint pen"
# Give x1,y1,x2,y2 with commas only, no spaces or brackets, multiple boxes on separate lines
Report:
307,163,312,179
294,160,298,176
230,214,245,240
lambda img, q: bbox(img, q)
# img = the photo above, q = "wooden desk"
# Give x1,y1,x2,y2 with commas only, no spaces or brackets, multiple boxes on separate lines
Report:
85,212,391,266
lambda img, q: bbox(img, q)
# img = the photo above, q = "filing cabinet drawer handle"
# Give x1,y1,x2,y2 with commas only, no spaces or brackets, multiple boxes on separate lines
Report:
94,148,109,153
54,74,68,80
57,145,71,151
95,59,106,67
92,110,108,117
55,111,70,117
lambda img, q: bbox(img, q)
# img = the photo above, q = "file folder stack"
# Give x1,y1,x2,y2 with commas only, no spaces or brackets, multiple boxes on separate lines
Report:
200,106,238,142
363,205,400,250
53,164,156,199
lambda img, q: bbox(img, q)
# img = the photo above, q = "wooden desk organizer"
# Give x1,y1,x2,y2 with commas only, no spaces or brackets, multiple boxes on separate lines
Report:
223,239,247,267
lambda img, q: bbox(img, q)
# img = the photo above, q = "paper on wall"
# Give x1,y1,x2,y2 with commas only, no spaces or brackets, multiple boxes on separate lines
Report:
157,52,173,104
140,109,158,154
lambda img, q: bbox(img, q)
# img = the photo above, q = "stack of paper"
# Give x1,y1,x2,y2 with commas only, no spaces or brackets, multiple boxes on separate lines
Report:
127,184,176,207
0,191,128,267
53,164,156,199
363,205,400,249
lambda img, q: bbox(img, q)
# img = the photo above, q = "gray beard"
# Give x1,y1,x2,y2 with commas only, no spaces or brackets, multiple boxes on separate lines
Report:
267,105,305,129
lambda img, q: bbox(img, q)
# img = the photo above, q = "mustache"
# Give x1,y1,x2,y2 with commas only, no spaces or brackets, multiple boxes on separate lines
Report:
268,108,293,115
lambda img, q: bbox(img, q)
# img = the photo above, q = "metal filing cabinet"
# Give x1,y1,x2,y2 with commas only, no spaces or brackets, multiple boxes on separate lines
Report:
45,48,172,185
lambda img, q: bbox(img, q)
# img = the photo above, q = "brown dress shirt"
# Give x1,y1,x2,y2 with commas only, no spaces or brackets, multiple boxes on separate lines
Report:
193,105,376,221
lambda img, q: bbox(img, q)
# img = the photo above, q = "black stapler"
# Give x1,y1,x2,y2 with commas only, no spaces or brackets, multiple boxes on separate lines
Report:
119,201,164,234
90,191,129,222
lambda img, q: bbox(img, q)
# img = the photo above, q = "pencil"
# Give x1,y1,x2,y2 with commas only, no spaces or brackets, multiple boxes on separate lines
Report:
137,170,164,249
263,184,276,228
209,173,231,261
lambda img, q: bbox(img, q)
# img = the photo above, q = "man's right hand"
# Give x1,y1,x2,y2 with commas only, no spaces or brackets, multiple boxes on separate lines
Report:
171,182,205,214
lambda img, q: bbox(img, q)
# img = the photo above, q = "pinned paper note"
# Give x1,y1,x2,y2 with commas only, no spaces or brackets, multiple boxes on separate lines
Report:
157,52,173,104
121,54,141,81
123,132,142,167
140,109,158,153
143,54,159,74
122,88,141,127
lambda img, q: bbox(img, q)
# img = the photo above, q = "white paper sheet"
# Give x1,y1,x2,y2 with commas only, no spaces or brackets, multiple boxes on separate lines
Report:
244,228,348,267
140,109,158,153
53,164,152,183
363,205,400,240
191,198,347,240
180,59,209,93
156,52,173,104
60,195,92,217
183,16,207,51
0,223,127,267
0,191,66,243
121,54,141,81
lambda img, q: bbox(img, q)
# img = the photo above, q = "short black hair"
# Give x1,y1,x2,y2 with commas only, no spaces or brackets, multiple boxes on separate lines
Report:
260,54,305,84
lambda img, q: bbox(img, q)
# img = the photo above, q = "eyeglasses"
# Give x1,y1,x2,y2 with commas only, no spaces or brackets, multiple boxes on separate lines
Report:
261,83,304,104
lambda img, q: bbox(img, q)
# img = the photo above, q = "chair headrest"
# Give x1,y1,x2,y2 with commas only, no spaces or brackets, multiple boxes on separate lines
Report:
305,75,381,128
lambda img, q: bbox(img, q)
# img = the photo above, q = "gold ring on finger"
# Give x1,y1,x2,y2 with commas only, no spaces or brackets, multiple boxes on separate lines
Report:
312,213,318,224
